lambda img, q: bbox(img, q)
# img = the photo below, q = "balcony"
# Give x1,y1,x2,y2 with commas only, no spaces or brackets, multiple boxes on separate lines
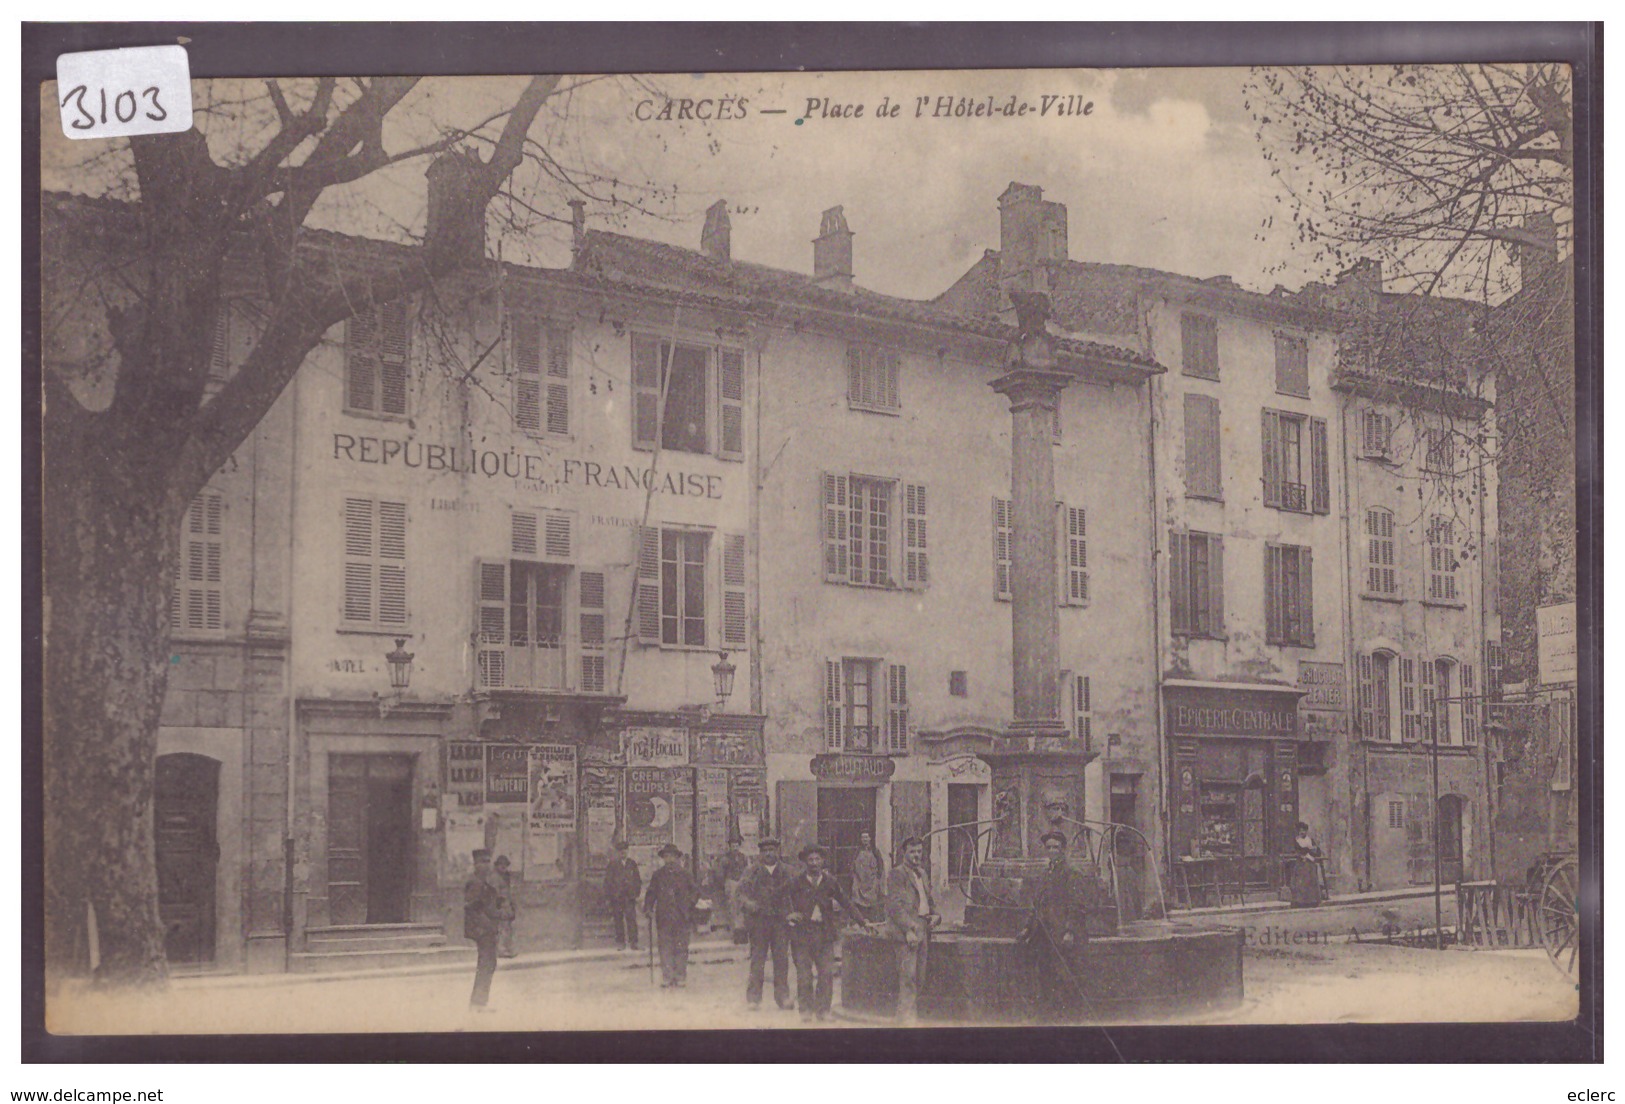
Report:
477,636,567,691
1280,481,1307,512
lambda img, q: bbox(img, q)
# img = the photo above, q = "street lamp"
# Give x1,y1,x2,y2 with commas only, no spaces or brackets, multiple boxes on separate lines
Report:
385,638,416,691
711,651,736,708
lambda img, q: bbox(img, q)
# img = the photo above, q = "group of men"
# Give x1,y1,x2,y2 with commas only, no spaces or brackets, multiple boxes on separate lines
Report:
463,827,1092,1022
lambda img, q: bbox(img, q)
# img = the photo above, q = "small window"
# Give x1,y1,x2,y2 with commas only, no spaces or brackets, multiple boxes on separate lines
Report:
1274,333,1309,397
341,496,408,629
1365,508,1397,596
1181,313,1219,380
1265,543,1315,647
1427,516,1458,602
345,301,411,417
1426,429,1454,475
1388,800,1404,829
846,343,900,412
949,670,968,697
1068,673,1093,748
1361,410,1394,459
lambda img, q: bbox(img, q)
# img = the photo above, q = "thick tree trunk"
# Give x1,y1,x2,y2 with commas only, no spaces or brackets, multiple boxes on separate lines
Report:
43,427,179,989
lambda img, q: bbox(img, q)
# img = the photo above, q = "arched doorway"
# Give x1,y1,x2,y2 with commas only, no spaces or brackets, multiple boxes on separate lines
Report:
154,753,220,965
1438,794,1466,884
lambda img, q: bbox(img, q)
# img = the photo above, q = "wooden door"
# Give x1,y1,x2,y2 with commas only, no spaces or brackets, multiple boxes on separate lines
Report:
155,754,220,964
328,754,415,925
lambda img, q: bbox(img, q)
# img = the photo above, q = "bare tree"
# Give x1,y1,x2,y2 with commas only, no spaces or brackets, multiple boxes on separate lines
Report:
40,74,675,988
1247,64,1576,683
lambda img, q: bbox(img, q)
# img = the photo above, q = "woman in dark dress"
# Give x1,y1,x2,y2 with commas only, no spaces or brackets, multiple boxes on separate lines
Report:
1288,821,1325,907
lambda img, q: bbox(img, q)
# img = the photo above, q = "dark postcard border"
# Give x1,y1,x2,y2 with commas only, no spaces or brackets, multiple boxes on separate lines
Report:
21,21,1601,1065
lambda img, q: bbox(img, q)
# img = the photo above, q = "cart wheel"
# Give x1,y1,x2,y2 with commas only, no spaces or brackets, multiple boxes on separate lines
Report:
1538,857,1579,979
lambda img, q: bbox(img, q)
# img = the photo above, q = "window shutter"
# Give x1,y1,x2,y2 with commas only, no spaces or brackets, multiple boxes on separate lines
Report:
1310,417,1330,514
903,482,928,589
1420,659,1437,743
634,526,661,643
1207,535,1225,635
578,569,606,692
824,659,845,751
208,309,231,382
721,532,748,648
341,498,376,624
821,472,850,583
1400,656,1418,741
546,326,571,436
1297,546,1315,647
345,311,378,413
718,347,745,460
1069,674,1092,748
846,345,863,405
376,500,408,627
542,512,573,561
883,350,900,409
512,315,542,433
1185,393,1221,498
511,510,538,557
993,497,1013,601
886,663,910,754
378,300,410,416
476,560,508,689
1461,664,1478,744
631,336,662,450
1261,410,1282,507
1061,504,1088,606
1168,530,1191,634
175,493,224,631
1357,653,1376,740
1264,544,1283,644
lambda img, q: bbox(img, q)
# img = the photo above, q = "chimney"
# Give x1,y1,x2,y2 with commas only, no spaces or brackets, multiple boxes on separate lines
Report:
997,182,1068,294
425,149,488,267
567,199,587,264
1516,212,1560,293
1333,258,1382,307
701,199,732,262
813,206,854,291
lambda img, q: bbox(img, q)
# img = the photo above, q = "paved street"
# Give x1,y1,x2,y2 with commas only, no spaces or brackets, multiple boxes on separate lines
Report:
49,920,1575,1035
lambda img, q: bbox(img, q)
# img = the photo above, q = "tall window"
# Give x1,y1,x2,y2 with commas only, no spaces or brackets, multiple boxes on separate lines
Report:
660,529,708,647
1427,516,1458,601
1425,429,1454,475
341,497,408,629
1181,313,1219,380
824,657,909,754
1274,333,1309,397
822,472,928,590
1358,650,1400,742
1434,659,1457,745
1265,543,1315,647
631,336,744,459
1060,504,1089,606
846,343,900,412
172,492,224,633
1262,409,1330,513
345,300,411,417
1184,393,1222,499
510,314,570,437
1168,529,1224,638
1365,508,1398,596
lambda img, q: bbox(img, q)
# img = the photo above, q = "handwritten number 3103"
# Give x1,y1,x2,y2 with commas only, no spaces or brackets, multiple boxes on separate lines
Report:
61,85,168,129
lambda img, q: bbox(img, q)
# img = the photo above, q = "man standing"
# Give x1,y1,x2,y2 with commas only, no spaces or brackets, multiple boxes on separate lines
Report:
463,849,504,1011
784,844,858,1021
1021,830,1087,1019
493,854,518,958
603,838,642,951
851,830,885,923
717,835,749,935
737,836,796,1010
884,836,938,1024
643,843,699,988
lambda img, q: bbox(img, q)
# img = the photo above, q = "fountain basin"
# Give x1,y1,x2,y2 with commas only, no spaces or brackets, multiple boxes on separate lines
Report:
840,921,1243,1024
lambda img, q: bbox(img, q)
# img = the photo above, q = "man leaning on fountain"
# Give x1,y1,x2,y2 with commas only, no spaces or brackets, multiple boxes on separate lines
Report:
884,836,939,1024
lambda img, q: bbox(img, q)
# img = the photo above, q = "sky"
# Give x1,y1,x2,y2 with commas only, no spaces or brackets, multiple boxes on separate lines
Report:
41,67,1327,302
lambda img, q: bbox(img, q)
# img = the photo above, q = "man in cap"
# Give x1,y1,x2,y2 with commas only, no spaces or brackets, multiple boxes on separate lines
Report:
784,843,859,1021
1020,830,1088,1019
884,836,939,1023
463,849,504,1011
737,836,796,1010
643,843,699,988
603,838,642,951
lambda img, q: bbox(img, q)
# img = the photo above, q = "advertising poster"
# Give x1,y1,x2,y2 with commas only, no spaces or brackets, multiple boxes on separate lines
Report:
445,742,486,808
697,768,730,874
626,766,680,848
443,807,488,880
581,765,621,872
489,808,526,877
624,726,689,767
486,745,531,805
528,745,578,829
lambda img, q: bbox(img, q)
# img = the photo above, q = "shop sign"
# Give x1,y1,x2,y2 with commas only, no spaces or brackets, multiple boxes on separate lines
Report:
1296,662,1346,708
625,726,689,767
1300,710,1346,739
693,730,763,766
1537,602,1577,686
809,754,896,782
1164,687,1300,740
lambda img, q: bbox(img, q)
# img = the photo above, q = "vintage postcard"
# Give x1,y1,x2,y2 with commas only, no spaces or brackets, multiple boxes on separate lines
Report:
35,41,1587,1046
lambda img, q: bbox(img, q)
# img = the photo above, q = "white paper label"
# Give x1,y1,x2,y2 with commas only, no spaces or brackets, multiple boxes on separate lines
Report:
57,45,192,139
